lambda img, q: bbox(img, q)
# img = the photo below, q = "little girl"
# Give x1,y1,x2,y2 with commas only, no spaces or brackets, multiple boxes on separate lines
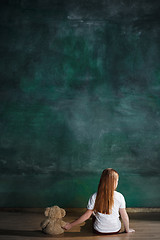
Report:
64,168,135,234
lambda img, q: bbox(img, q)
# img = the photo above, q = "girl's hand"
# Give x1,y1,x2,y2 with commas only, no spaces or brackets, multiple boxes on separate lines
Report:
126,228,135,233
63,223,72,230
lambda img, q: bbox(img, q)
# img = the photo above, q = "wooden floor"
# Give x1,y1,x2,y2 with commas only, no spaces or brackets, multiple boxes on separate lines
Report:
0,209,160,240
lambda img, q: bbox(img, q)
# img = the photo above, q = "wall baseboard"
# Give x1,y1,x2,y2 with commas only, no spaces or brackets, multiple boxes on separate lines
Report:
0,207,160,213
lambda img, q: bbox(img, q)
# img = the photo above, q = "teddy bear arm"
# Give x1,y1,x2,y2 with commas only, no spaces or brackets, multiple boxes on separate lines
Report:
40,219,50,229
60,220,67,228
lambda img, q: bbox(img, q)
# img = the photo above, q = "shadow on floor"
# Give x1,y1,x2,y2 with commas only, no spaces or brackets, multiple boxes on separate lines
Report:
0,229,127,239
0,220,126,239
0,229,49,238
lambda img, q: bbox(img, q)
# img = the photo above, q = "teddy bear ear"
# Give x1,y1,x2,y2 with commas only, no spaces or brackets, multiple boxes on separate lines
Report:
61,209,66,217
45,207,50,216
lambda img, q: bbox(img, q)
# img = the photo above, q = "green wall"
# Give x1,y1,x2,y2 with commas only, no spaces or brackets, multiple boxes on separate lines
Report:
0,0,160,207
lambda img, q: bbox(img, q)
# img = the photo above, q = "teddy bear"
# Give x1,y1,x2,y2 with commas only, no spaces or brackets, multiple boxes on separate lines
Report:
40,205,67,235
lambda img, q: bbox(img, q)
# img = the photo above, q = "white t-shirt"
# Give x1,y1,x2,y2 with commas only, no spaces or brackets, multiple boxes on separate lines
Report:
87,191,126,233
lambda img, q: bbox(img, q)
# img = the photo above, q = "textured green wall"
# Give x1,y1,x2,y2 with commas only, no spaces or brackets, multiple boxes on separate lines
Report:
0,0,160,207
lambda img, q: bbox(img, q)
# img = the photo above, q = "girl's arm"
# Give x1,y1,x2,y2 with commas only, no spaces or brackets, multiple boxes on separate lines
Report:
64,209,93,230
119,208,135,233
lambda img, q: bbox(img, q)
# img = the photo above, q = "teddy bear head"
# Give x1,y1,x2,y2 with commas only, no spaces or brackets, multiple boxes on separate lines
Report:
44,206,66,219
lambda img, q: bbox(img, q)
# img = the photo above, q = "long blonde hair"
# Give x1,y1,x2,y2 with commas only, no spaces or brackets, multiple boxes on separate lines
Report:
94,168,119,214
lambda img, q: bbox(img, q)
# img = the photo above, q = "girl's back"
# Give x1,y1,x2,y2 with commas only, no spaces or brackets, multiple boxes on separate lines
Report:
87,191,126,233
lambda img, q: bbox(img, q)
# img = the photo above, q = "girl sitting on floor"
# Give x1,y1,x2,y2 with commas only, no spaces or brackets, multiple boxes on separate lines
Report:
64,168,135,234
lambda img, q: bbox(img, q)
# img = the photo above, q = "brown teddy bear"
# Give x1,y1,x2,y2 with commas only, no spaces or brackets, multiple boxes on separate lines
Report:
40,205,67,235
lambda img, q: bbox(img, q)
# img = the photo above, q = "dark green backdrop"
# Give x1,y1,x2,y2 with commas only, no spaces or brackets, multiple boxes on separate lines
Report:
0,0,160,207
